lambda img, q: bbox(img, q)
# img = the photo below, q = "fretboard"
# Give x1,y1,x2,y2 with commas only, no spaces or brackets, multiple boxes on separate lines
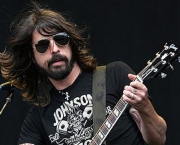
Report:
89,97,128,145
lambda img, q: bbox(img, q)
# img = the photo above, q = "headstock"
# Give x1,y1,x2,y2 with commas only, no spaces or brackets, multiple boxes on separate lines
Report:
136,43,180,82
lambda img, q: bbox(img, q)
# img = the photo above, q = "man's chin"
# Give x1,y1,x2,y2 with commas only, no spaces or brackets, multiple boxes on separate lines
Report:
51,65,64,71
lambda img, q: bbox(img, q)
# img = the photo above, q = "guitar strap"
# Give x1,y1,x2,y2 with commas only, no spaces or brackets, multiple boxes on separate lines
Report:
92,66,106,144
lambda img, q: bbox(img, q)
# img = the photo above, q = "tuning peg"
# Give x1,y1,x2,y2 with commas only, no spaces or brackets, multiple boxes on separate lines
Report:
161,73,167,79
169,63,174,70
164,43,168,50
156,52,160,58
147,60,152,65
178,56,180,62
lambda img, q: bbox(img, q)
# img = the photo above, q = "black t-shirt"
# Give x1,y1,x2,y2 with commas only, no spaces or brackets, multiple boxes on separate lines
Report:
18,61,145,145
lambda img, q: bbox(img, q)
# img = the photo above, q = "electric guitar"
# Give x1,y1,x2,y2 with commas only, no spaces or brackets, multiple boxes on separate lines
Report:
89,43,180,145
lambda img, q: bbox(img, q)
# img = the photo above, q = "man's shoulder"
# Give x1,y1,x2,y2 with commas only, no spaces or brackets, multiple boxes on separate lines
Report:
104,61,133,73
105,61,135,78
106,61,130,68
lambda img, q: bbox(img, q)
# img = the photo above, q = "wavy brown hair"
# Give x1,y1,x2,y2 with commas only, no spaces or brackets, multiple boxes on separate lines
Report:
0,1,97,106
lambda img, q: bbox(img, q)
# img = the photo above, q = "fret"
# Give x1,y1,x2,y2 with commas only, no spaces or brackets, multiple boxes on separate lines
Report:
117,99,127,108
101,124,109,134
95,136,101,145
107,117,114,125
90,138,98,145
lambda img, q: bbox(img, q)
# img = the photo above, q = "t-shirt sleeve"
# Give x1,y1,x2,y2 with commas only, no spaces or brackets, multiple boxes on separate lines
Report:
106,61,135,96
18,106,44,145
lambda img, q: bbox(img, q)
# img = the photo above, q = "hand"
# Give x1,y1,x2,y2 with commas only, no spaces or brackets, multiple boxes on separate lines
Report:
122,74,150,112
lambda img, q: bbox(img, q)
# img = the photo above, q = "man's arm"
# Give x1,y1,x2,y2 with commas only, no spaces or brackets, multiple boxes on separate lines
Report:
123,74,167,145
129,106,167,145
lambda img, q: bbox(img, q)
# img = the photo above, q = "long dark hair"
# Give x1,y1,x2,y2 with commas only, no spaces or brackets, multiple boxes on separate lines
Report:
0,1,97,106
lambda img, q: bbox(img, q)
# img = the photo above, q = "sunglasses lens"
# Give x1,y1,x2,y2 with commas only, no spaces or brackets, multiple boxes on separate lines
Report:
35,39,50,53
54,33,69,46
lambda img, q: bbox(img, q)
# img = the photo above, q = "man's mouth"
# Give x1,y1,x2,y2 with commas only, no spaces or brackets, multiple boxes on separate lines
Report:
51,59,65,66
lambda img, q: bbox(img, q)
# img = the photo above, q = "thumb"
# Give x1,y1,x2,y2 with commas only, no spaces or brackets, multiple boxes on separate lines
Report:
128,73,136,81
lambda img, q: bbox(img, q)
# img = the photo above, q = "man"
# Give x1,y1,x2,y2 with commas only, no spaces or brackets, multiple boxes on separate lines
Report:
0,1,166,145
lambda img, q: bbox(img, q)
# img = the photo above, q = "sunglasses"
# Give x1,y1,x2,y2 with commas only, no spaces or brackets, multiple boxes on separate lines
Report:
35,32,70,53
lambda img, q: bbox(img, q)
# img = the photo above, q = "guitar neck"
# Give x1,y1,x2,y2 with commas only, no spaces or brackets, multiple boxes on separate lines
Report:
89,98,128,145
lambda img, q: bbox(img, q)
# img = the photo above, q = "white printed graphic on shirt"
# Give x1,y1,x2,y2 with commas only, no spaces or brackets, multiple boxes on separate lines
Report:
49,94,93,145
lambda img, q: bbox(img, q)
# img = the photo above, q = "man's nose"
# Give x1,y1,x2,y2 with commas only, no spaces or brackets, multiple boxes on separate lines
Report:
49,39,60,54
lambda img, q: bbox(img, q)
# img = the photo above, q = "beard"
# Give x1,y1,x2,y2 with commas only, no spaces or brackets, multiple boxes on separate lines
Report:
35,54,75,80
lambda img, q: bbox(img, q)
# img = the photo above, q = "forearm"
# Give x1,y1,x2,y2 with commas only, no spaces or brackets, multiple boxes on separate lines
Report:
140,113,166,145
130,103,167,145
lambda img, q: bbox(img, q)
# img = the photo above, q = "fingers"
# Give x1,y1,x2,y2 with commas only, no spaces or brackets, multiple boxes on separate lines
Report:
128,74,147,91
122,74,150,111
132,88,137,94
130,81,148,93
128,74,136,81
122,83,148,103
123,87,139,101
123,74,148,99
131,92,135,100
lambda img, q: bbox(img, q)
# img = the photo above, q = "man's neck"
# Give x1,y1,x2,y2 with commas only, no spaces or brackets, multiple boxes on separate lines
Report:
48,62,81,90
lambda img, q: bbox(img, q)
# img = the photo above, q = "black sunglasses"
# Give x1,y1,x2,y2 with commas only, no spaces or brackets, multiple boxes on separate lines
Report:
35,32,70,53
